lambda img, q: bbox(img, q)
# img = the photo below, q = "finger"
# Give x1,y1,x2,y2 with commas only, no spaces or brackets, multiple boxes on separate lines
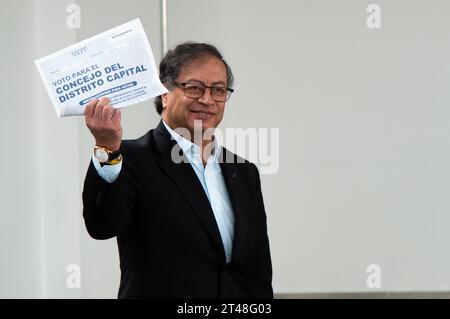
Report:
93,102,105,121
84,98,98,120
112,109,121,125
102,105,115,121
95,97,111,121
97,96,110,108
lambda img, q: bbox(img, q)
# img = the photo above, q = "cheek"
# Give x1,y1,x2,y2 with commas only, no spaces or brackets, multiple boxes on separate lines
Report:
171,99,190,115
217,106,225,119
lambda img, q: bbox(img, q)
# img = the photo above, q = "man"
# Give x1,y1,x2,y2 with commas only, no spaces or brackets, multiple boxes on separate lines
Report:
82,42,273,298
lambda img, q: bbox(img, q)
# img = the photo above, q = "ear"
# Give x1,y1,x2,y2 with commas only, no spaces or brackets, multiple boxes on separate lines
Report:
161,93,169,108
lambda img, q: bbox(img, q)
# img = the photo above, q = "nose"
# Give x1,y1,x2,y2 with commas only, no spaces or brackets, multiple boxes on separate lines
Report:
197,87,215,105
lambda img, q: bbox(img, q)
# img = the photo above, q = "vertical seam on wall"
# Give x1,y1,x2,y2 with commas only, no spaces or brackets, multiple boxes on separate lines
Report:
161,0,168,57
33,0,47,298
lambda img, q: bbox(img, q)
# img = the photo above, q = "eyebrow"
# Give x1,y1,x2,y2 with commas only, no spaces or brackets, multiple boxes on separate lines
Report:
184,79,227,86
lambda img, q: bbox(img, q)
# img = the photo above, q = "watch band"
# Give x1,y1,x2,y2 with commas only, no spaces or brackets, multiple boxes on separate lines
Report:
107,149,121,162
104,154,122,166
95,145,122,166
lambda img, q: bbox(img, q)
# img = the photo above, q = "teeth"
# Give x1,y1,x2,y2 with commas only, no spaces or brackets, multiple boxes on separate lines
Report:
192,111,211,116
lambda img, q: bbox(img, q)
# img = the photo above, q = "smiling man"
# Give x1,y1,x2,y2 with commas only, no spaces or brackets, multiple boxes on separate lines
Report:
82,42,273,299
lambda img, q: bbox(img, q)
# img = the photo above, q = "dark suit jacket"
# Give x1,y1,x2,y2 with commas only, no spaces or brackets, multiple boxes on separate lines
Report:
82,120,273,299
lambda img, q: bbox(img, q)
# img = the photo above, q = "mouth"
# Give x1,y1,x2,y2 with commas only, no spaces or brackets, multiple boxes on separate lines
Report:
189,110,217,120
190,110,216,115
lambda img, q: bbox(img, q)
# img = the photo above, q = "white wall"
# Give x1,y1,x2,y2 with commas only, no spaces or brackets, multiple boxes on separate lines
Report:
0,0,44,299
1,0,80,298
167,0,450,293
1,0,450,298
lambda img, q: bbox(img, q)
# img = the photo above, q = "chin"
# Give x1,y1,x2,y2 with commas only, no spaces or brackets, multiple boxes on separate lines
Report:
188,118,217,130
188,121,210,131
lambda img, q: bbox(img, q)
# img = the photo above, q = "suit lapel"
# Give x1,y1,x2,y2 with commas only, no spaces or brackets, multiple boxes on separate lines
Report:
219,150,248,264
152,121,226,260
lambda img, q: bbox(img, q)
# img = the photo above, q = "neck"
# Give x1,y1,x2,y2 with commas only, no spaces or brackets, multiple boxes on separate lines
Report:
162,118,216,166
192,129,215,166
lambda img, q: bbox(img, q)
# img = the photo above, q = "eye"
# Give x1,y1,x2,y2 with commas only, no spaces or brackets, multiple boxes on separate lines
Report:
213,87,227,96
185,84,203,94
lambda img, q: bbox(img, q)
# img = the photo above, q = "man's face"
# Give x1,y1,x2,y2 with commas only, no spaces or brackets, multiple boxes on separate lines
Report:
161,55,228,137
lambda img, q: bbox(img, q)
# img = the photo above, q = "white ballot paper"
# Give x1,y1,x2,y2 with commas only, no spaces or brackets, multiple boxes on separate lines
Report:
35,18,168,117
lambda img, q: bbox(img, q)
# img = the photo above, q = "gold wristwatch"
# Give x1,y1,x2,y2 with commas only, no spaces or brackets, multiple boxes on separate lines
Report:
94,145,122,166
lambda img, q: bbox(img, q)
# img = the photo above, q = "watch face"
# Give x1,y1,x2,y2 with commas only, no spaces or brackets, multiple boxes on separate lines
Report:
94,148,109,163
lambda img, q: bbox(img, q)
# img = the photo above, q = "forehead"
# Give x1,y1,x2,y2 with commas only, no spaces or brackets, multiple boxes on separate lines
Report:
177,55,227,84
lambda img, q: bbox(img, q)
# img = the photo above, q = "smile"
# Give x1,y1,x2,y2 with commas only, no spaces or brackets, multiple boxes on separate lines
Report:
190,110,216,119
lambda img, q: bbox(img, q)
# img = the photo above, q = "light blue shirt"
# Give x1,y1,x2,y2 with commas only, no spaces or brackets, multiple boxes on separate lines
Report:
92,120,235,262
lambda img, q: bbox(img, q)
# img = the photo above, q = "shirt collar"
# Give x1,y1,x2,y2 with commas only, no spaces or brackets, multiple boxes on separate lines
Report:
162,120,222,163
